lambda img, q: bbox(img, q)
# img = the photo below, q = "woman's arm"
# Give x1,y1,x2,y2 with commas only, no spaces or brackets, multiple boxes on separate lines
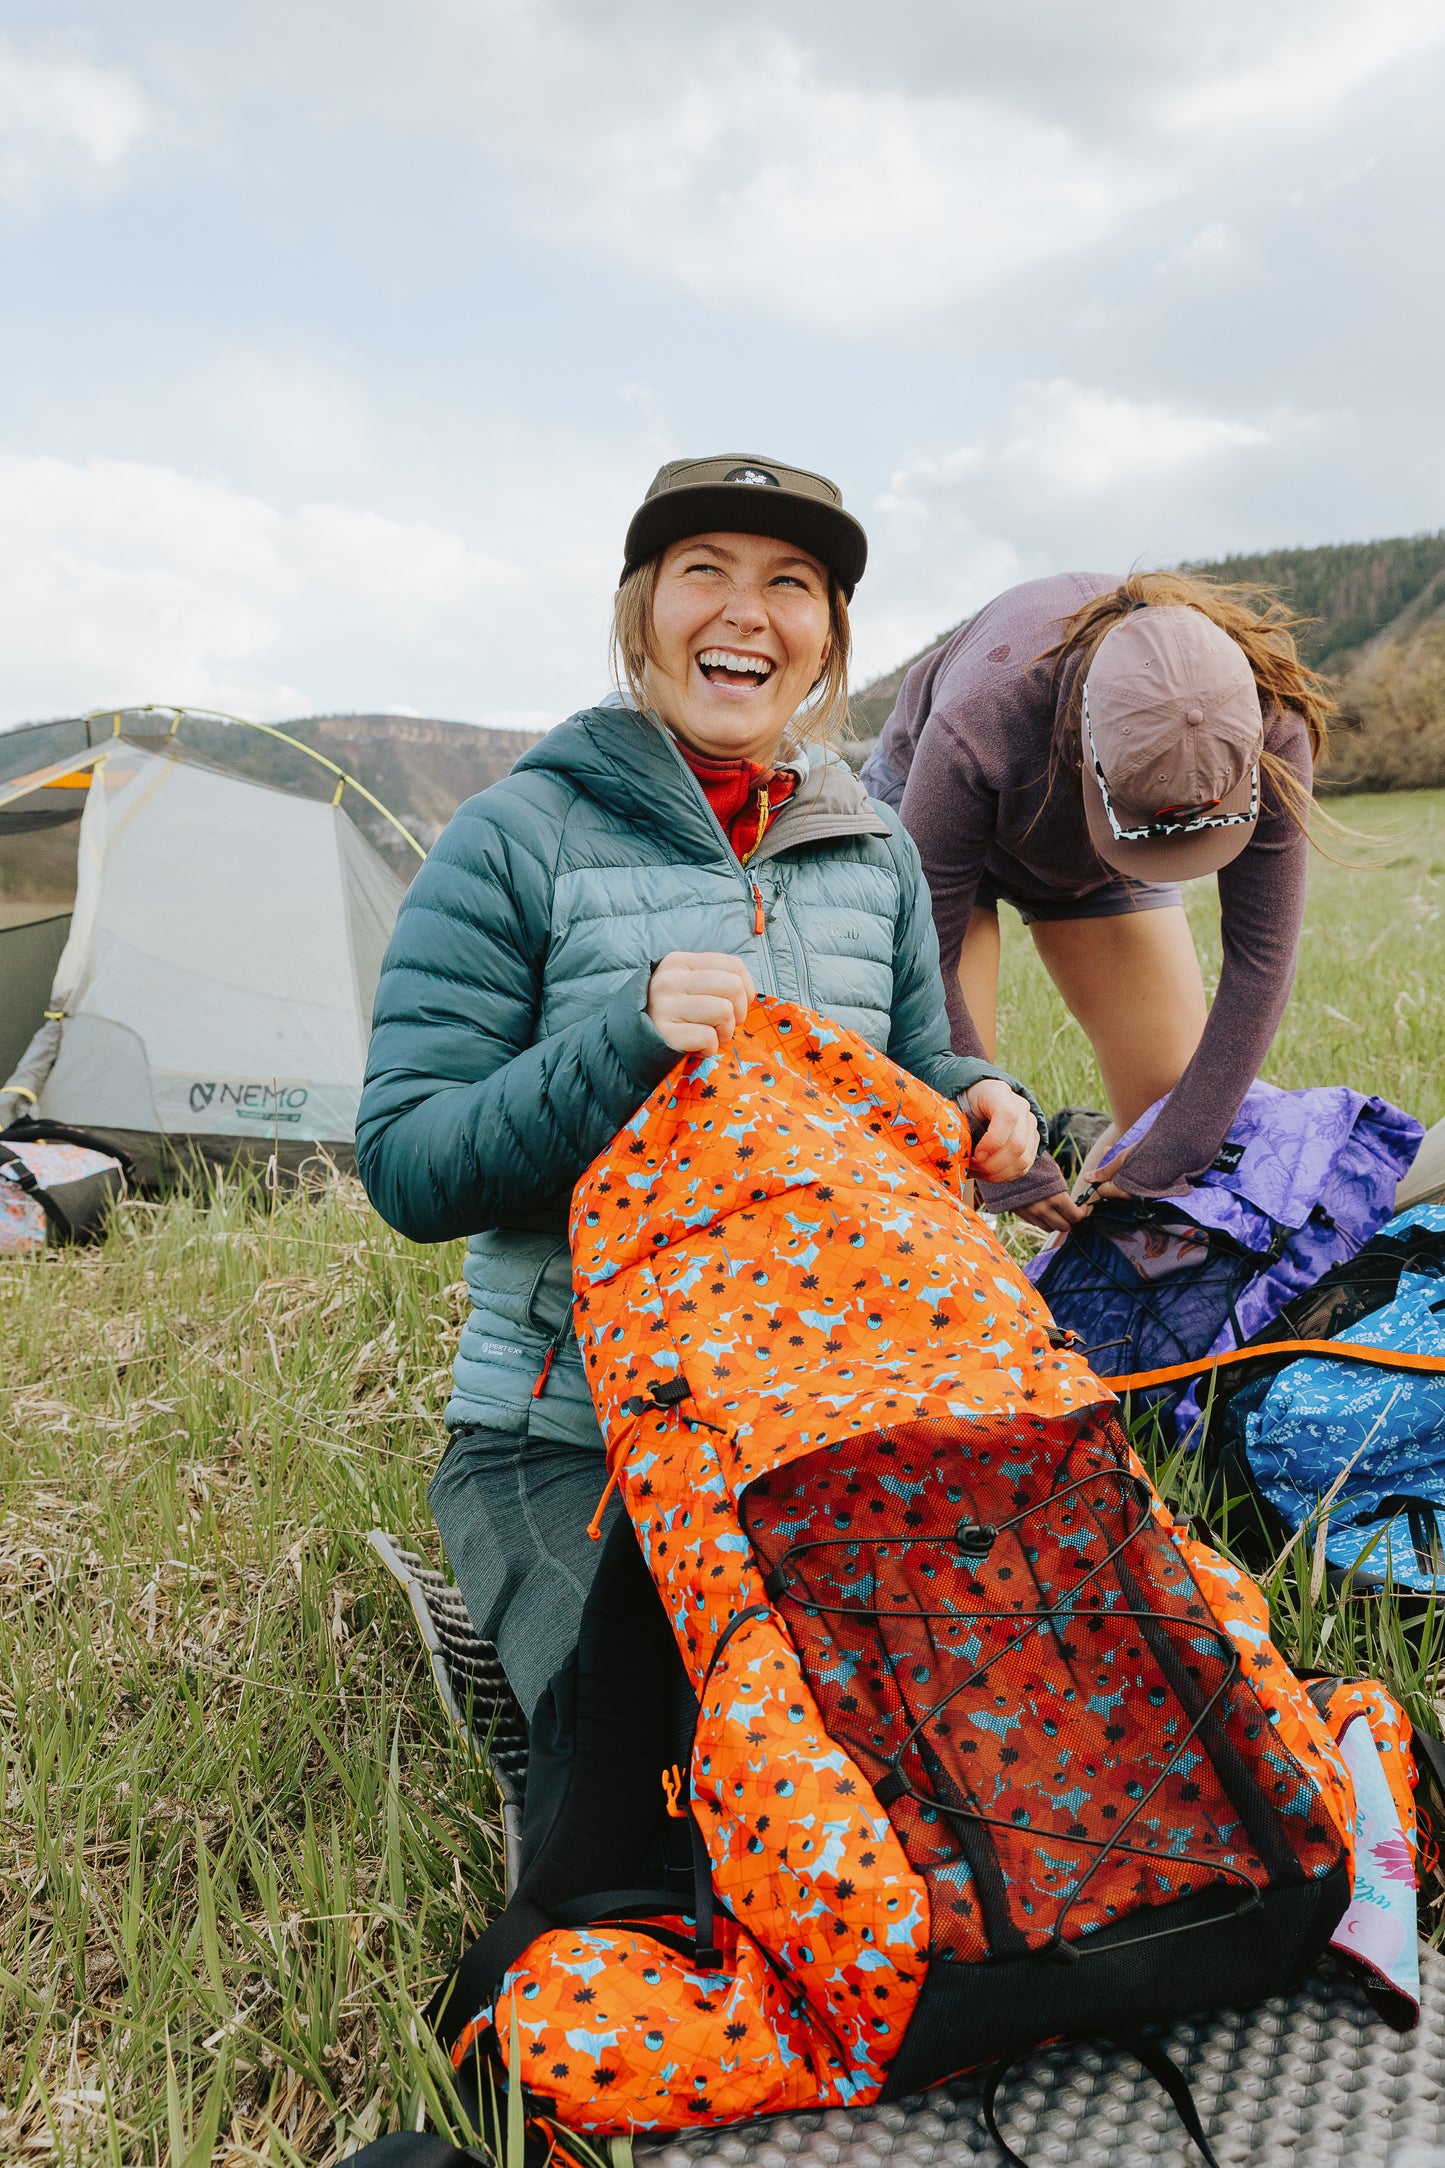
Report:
896,724,1076,1213
356,787,678,1243
1113,715,1313,1198
881,821,1047,1151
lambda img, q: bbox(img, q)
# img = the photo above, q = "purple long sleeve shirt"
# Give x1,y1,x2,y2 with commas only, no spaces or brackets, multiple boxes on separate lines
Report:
875,573,1313,1208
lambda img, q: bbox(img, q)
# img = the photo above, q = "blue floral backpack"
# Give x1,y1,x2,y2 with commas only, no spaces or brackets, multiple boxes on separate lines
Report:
1203,1205,1445,1593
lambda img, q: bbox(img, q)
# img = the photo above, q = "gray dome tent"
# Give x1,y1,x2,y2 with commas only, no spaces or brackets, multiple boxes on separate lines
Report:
0,733,407,1180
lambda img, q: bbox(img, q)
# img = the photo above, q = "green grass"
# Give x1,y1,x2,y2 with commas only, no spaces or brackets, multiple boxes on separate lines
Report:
0,1179,493,2164
3,789,1444,2163
994,786,1445,1127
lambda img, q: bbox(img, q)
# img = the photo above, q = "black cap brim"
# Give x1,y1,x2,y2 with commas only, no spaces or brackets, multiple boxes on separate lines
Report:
622,485,867,600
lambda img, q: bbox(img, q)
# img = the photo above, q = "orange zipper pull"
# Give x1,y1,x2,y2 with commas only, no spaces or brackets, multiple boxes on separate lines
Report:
531,1344,556,1399
751,881,765,937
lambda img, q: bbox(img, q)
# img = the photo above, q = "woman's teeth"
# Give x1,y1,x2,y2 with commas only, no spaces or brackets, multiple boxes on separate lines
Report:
698,649,774,686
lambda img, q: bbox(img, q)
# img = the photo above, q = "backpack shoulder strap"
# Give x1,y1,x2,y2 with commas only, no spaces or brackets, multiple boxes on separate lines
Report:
426,1897,557,2051
427,1513,700,2051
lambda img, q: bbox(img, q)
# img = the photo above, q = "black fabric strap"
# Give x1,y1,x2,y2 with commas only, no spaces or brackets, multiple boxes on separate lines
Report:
0,1143,39,1193
340,2136,480,2167
426,1881,729,2063
424,1897,555,2052
1112,2032,1222,2168
700,1604,772,1696
983,2034,1220,2168
687,1810,720,1967
550,1888,684,1925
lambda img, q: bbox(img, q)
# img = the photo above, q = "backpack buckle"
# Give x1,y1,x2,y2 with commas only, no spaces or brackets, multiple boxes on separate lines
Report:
621,1375,694,1418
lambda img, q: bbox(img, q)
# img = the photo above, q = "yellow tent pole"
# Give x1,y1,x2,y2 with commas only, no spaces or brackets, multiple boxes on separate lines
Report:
77,704,427,860
0,745,109,812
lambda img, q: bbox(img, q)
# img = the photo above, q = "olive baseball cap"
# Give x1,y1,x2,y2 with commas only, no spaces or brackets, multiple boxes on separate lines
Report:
622,454,868,599
1080,606,1265,882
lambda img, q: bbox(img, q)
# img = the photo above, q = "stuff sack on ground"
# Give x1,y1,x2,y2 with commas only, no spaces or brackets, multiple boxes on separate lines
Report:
1029,1082,1422,1439
410,1001,1417,2155
0,1124,129,1252
1206,1205,1445,1594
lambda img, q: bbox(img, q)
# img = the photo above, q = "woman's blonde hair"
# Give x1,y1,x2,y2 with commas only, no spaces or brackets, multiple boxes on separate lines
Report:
1039,570,1337,833
610,552,852,746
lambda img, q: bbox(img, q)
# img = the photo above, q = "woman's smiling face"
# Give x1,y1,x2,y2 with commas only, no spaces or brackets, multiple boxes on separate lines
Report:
645,530,833,763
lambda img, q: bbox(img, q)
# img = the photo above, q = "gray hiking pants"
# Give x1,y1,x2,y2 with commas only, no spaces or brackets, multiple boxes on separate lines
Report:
428,1423,622,1723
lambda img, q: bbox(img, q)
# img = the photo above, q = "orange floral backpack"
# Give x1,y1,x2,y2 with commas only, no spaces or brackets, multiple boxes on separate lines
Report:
423,1001,1418,2164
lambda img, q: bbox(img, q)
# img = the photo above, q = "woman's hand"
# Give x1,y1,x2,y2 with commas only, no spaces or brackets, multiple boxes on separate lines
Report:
1016,1158,1134,1233
1016,1191,1089,1235
646,952,756,1055
964,1077,1041,1185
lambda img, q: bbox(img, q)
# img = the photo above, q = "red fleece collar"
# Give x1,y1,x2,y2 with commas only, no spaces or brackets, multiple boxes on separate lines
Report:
675,741,799,863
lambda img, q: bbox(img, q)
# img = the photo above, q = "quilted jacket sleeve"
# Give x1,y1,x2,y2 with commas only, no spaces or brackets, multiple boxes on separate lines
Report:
355,784,679,1243
881,822,1047,1144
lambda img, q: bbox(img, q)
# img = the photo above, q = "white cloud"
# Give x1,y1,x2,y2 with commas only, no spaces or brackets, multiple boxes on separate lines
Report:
316,0,1445,332
553,48,1133,329
0,37,150,201
0,450,527,723
1156,0,1445,138
885,380,1271,509
471,19,1138,330
854,380,1317,676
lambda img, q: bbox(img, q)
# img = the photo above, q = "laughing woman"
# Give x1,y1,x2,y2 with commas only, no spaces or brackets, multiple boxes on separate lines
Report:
356,454,1045,1720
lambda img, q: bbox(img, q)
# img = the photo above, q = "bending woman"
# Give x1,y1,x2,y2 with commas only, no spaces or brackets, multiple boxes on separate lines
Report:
861,571,1334,1234
357,453,1044,1720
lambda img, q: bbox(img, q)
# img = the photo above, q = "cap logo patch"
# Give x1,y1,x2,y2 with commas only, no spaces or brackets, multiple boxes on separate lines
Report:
724,465,780,486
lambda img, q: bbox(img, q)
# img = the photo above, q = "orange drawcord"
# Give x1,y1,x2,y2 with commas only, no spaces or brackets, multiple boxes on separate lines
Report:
751,882,765,937
586,1460,623,1541
1102,1339,1445,1393
661,1764,688,1818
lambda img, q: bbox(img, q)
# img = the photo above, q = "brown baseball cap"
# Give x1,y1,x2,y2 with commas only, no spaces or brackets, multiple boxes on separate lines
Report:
1080,606,1265,881
622,453,868,599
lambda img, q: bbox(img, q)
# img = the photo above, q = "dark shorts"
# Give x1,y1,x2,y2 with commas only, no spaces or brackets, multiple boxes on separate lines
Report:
429,1424,618,1722
973,869,1183,926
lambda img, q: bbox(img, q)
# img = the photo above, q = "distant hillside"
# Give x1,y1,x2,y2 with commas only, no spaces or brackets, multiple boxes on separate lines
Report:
0,709,545,889
181,712,544,876
849,532,1445,791
1186,535,1445,667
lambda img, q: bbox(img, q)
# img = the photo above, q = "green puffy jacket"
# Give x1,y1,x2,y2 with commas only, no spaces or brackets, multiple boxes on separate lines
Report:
357,704,1038,1446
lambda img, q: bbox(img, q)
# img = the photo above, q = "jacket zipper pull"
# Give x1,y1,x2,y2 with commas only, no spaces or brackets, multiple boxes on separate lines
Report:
751,881,765,937
531,1304,574,1400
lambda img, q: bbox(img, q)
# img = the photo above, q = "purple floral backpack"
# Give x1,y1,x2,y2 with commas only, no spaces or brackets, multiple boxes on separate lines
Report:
1029,1082,1423,1440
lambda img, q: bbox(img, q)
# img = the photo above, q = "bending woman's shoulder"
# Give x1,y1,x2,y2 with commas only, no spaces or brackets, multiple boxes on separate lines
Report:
865,571,1117,806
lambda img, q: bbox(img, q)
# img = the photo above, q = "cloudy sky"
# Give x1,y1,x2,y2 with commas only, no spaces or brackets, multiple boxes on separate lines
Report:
1,0,1442,729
